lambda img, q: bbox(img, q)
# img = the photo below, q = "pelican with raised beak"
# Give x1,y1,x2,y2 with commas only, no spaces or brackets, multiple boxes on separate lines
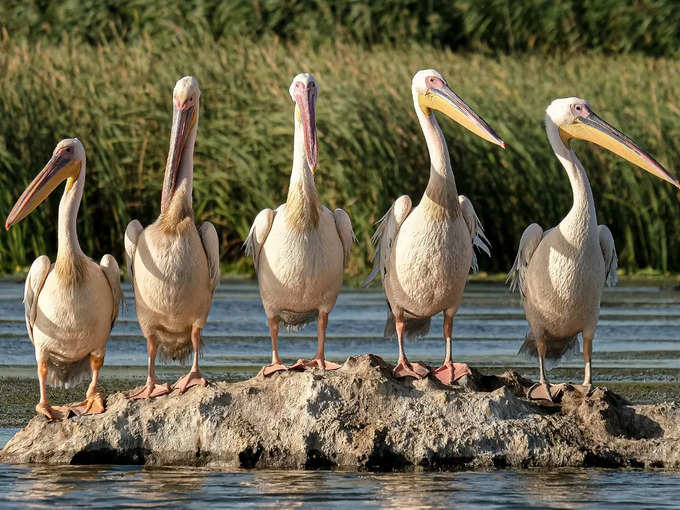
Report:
246,73,355,375
508,97,680,401
6,138,122,419
125,76,219,398
365,69,505,383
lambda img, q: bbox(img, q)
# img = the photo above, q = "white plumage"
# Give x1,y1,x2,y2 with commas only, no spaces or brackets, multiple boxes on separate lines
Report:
246,73,354,374
509,97,679,401
126,76,219,398
7,138,121,419
366,69,505,383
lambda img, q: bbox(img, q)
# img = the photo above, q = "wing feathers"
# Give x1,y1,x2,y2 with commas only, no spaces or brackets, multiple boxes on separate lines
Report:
364,195,412,286
24,255,51,345
199,221,220,294
99,254,122,329
507,223,544,296
245,208,276,274
124,219,143,283
332,208,355,268
458,195,490,273
599,225,618,287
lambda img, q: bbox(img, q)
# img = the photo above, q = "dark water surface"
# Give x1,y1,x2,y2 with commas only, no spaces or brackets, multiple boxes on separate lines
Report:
1,281,679,507
0,464,679,509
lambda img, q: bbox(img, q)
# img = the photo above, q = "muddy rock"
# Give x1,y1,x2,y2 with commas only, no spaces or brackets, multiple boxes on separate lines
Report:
2,354,678,470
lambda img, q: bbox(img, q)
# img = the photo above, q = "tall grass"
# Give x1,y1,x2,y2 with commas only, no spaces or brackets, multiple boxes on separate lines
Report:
2,0,680,57
0,36,679,277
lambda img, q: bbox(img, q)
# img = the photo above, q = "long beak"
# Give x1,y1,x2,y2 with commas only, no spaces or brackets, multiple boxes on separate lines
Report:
560,113,680,189
161,104,196,211
5,153,80,230
294,86,318,172
418,86,506,148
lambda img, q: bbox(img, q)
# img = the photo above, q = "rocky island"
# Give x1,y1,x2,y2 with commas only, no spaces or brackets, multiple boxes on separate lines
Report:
2,355,678,470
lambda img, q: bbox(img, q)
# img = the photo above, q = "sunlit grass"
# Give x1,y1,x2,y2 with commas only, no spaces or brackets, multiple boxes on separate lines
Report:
0,37,679,278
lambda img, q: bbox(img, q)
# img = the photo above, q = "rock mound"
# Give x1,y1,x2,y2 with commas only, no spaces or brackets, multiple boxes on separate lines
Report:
2,355,679,470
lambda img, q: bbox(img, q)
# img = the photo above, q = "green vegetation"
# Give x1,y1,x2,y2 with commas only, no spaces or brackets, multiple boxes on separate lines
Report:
0,1,679,278
3,0,680,56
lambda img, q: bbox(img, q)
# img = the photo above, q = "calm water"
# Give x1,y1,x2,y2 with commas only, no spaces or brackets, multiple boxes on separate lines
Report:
0,281,678,375
0,464,679,509
1,281,679,507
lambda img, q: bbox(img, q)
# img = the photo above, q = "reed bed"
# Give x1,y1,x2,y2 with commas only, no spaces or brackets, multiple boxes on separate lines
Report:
0,37,679,277
3,0,680,57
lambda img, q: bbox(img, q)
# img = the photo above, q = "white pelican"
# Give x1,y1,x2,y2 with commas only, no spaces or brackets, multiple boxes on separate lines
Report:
246,73,355,376
365,69,505,383
508,97,680,401
125,76,219,398
5,138,122,419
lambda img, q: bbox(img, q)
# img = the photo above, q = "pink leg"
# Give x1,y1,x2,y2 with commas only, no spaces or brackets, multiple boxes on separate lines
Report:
527,337,563,402
393,314,429,379
433,313,471,384
290,311,341,371
174,325,208,393
35,358,67,420
260,317,289,376
129,332,170,399
69,354,106,415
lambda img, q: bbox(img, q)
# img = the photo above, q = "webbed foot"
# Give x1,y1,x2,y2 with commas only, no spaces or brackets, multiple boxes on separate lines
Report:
393,359,429,379
569,383,595,397
128,381,171,400
289,359,341,371
527,382,564,403
433,361,471,385
173,371,207,394
259,363,289,376
69,392,106,415
35,402,70,420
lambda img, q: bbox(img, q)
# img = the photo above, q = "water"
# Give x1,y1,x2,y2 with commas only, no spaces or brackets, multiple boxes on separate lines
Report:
1,281,679,507
0,465,679,508
1,281,678,375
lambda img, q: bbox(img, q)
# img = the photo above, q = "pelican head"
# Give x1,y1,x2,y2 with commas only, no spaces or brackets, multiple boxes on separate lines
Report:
412,69,505,149
289,73,318,172
162,76,200,212
6,138,85,230
547,97,680,189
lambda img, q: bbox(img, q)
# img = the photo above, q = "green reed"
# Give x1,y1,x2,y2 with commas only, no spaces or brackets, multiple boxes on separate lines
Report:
2,0,680,57
0,37,679,278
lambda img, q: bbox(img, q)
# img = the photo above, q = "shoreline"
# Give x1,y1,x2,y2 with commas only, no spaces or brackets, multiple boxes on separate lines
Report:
3,355,679,470
2,366,679,428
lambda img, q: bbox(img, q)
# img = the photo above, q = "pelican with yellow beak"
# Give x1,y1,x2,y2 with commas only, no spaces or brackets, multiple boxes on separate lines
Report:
508,97,680,402
246,73,355,375
365,69,505,383
6,138,122,419
125,76,219,398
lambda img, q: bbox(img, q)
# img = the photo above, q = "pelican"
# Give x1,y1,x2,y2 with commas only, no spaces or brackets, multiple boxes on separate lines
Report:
125,76,219,398
246,73,355,375
365,69,505,383
5,138,122,419
508,97,680,401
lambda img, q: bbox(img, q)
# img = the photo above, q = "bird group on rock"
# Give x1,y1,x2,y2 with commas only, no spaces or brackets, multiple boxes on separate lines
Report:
6,68,679,420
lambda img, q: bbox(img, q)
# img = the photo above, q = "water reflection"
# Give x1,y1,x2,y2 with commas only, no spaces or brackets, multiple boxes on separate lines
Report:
123,467,207,503
6,465,110,504
519,470,594,509
372,472,465,509
1,465,680,509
